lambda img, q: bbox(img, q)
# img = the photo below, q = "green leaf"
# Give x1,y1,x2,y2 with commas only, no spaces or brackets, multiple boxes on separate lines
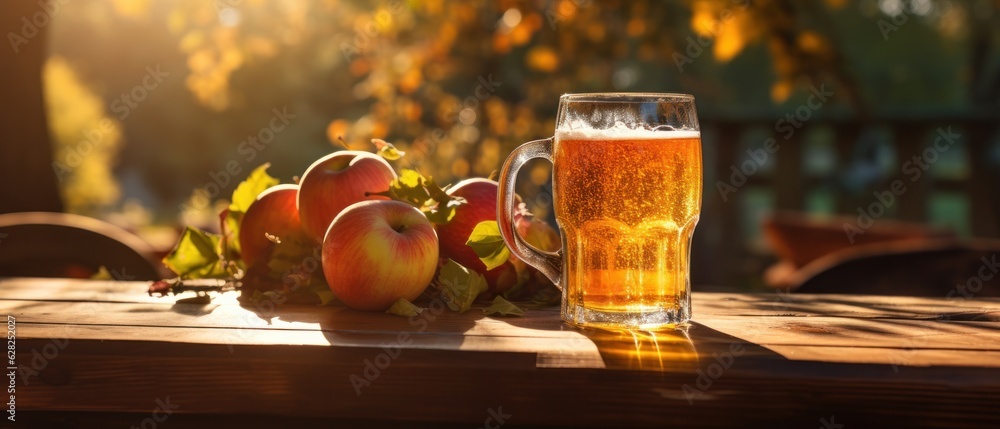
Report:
372,139,406,161
384,169,430,207
228,163,279,213
466,221,511,270
377,171,467,224
422,197,465,224
222,208,243,255
162,226,229,279
422,177,466,224
397,169,423,188
437,259,488,313
90,266,114,280
483,296,525,317
223,164,279,258
386,298,424,317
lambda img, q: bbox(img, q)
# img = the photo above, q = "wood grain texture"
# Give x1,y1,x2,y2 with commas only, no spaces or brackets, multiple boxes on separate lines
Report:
4,277,1000,428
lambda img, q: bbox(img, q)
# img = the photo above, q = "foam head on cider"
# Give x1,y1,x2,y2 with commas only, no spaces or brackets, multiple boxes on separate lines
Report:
555,127,701,141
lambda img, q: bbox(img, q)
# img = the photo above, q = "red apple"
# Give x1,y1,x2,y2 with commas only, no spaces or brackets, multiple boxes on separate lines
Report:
506,212,562,299
515,213,561,253
435,178,521,294
322,200,439,311
239,184,310,268
297,150,397,242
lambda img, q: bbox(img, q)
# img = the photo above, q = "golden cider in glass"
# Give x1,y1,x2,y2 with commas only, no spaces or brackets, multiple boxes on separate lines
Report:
497,93,702,329
553,131,702,324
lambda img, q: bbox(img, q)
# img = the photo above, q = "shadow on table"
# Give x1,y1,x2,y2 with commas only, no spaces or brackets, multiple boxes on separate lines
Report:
276,301,483,354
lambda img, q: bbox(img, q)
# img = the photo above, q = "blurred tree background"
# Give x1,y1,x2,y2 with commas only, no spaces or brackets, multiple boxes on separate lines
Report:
43,0,1000,288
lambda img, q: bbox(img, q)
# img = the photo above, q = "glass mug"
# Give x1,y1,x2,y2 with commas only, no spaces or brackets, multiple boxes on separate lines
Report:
497,93,702,330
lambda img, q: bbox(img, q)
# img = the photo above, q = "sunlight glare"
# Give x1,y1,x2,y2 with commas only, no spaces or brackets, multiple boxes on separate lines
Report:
878,0,904,17
501,8,522,30
218,7,241,27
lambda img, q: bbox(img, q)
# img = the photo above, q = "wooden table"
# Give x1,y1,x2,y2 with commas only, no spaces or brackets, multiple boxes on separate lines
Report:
5,278,1000,428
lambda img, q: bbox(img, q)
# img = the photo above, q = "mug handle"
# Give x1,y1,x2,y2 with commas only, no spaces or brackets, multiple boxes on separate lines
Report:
497,137,563,288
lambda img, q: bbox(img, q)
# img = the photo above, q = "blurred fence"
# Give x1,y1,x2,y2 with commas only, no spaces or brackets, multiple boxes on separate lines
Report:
693,112,1000,289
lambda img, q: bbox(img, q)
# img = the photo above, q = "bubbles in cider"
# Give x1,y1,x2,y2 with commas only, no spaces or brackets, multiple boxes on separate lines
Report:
553,130,702,314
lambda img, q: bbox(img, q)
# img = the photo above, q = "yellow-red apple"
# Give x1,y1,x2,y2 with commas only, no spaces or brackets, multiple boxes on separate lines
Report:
322,200,439,311
435,178,521,294
297,151,397,242
239,184,310,268
507,212,562,299
515,213,561,253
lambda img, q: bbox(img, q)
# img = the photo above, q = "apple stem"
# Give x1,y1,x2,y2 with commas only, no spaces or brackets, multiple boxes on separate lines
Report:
335,135,351,150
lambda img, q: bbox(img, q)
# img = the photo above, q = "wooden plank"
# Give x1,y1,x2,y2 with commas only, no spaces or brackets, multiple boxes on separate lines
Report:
2,299,576,338
0,277,237,305
7,298,1000,347
15,337,1000,428
18,319,1000,370
8,301,1000,371
695,292,1000,318
7,278,1000,427
15,323,605,369
764,345,1000,369
21,412,500,429
5,277,1000,317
